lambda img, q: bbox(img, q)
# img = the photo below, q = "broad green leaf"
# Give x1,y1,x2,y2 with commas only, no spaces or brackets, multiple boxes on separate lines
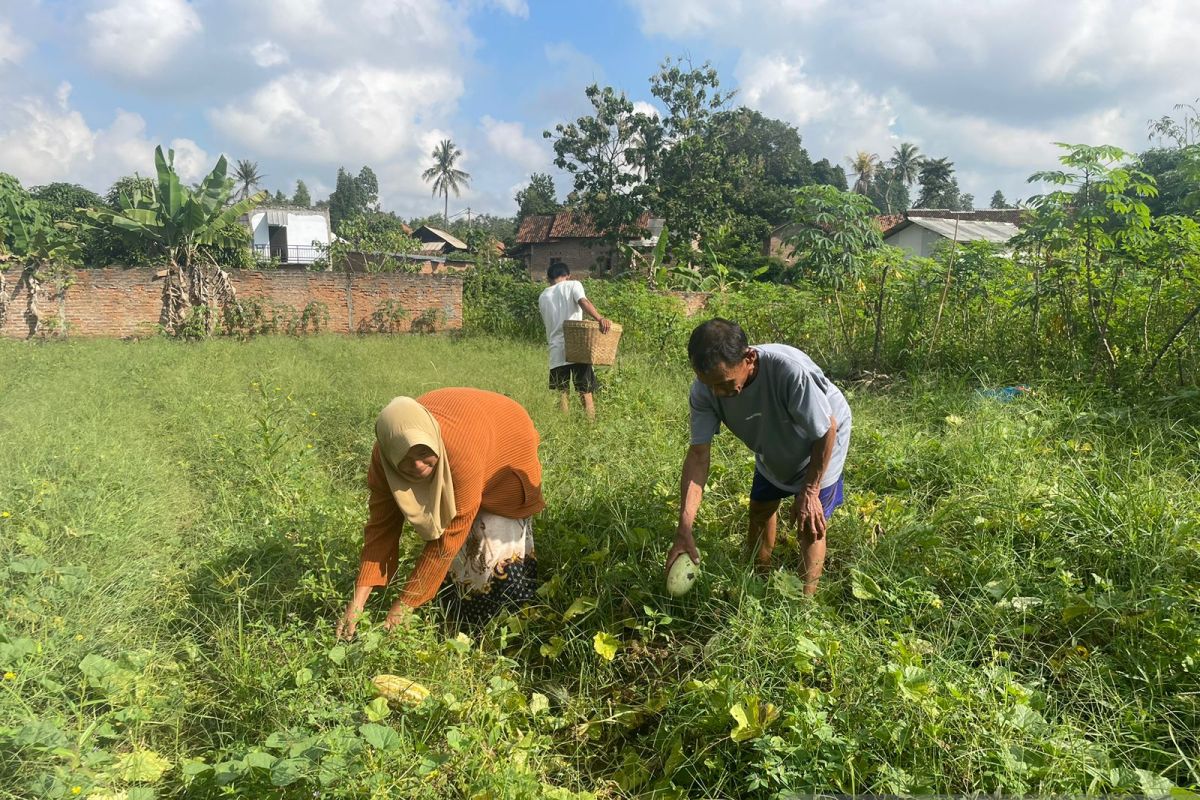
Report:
850,570,882,600
364,697,390,722
359,723,400,750
270,757,308,787
729,697,779,743
593,631,621,661
79,653,118,680
244,750,277,770
529,693,550,716
539,636,566,659
563,596,597,621
294,667,313,687
327,645,347,665
445,632,472,654
180,759,213,779
119,749,172,782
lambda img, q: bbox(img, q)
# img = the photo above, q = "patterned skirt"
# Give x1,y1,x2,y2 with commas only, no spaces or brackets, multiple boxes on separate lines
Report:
439,511,537,626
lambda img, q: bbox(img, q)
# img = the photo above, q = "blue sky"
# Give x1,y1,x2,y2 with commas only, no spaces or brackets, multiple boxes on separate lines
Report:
1,0,1196,217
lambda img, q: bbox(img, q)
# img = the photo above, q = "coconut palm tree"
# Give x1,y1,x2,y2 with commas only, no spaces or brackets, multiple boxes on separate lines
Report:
421,139,471,225
233,159,265,201
888,142,923,190
846,150,881,195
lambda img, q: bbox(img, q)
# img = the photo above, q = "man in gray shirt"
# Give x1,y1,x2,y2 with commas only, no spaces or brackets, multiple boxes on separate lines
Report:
667,318,852,594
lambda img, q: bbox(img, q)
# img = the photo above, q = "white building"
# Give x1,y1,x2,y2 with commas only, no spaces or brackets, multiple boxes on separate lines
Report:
245,206,331,266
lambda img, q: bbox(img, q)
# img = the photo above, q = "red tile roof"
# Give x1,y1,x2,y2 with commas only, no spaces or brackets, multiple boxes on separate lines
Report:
515,215,555,244
516,210,652,243
875,214,906,234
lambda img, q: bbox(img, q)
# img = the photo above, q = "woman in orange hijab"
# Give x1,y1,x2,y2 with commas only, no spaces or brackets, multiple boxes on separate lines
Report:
337,387,546,638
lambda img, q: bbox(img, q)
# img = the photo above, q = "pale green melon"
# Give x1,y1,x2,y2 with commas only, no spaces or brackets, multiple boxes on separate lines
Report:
666,552,699,597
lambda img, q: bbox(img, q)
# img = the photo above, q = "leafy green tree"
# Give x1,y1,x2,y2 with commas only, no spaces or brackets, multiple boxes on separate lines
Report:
545,84,658,244
1022,143,1157,381
87,146,266,335
319,213,419,274
646,57,733,260
707,107,817,260
786,185,883,352
29,183,103,223
233,159,265,201
29,183,109,267
1,174,85,334
421,139,471,226
959,192,975,211
514,173,559,225
292,180,311,207
865,166,911,214
810,158,848,190
990,190,1008,208
915,157,961,209
273,190,287,204
105,175,156,207
328,166,380,233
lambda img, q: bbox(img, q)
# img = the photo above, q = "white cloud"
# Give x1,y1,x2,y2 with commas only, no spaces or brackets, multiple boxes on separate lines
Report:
481,116,546,172
167,138,212,183
475,0,529,17
250,41,290,68
85,0,203,81
625,0,1200,202
736,53,897,156
210,65,463,165
0,88,155,189
0,20,30,66
632,101,660,119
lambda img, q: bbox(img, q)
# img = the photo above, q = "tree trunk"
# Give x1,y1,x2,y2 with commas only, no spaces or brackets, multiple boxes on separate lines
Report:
1145,298,1200,378
833,286,854,362
872,259,889,369
926,218,961,359
1029,248,1043,364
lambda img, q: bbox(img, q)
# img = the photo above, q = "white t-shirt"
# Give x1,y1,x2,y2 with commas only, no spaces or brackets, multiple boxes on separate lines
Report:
538,279,586,369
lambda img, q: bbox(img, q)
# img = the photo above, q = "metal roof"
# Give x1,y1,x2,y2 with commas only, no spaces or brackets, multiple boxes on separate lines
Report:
415,226,469,251
897,217,1019,243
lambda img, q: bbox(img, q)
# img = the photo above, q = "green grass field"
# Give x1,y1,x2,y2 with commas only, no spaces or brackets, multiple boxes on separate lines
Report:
1,335,1197,799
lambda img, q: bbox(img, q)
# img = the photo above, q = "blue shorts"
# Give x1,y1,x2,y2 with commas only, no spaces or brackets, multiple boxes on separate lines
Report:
750,469,844,520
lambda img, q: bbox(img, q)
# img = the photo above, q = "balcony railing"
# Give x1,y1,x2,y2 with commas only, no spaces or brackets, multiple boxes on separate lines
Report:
253,244,322,264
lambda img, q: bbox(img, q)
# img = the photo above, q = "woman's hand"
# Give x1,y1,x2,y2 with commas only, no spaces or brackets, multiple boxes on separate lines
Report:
383,601,414,632
337,585,375,640
337,601,364,641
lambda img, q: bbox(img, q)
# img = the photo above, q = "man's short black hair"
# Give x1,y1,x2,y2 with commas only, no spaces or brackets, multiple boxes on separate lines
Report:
688,318,749,373
547,263,571,281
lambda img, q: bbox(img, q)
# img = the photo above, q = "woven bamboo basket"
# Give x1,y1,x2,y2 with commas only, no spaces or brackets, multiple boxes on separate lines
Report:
563,319,623,366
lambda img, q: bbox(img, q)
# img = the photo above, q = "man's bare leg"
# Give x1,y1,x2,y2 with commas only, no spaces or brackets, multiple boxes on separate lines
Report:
581,391,596,421
559,391,571,414
747,498,780,573
798,520,827,595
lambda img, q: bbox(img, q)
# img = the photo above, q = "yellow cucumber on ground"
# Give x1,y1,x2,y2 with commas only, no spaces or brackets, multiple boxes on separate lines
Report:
372,674,430,706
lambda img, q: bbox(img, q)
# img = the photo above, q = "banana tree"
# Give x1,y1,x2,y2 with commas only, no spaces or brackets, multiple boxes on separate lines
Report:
87,146,266,335
1,194,82,335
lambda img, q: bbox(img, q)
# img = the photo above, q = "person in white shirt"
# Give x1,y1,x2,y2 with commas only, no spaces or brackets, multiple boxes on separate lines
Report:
537,262,611,419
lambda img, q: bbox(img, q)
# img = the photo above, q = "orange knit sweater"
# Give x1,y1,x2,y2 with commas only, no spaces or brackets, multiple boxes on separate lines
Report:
356,387,546,607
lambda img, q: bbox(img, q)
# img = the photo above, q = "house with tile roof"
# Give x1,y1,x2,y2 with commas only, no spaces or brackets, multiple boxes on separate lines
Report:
509,210,663,279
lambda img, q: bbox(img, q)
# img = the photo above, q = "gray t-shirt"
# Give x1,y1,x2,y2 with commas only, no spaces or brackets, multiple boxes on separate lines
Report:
689,344,851,491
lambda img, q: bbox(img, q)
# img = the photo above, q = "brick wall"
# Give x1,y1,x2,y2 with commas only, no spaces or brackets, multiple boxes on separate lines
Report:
0,267,462,339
